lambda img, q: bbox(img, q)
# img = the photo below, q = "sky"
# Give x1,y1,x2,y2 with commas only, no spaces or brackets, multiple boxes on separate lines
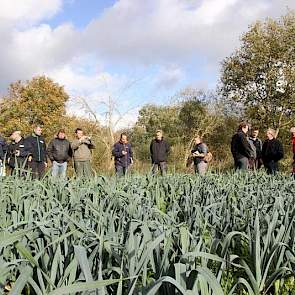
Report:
0,0,294,128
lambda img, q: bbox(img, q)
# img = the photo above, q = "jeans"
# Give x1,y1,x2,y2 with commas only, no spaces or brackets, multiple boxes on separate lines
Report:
195,161,208,176
74,161,92,178
115,165,129,177
235,157,249,170
152,162,167,176
52,161,67,178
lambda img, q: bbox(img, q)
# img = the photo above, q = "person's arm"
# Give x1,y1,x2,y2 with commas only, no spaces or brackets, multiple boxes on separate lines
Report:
71,139,81,150
150,141,154,162
68,142,73,158
19,141,31,158
112,143,123,158
47,140,54,161
241,134,252,158
194,144,208,158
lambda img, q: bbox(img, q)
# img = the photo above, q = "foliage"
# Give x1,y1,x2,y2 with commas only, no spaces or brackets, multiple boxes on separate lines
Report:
220,11,295,134
0,76,69,137
1,172,295,294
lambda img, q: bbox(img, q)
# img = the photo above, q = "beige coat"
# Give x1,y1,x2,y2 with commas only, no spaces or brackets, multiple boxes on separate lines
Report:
71,138,95,162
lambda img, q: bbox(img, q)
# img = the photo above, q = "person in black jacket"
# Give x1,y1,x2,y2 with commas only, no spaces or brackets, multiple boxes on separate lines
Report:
112,133,133,176
262,128,284,175
0,135,8,176
47,129,72,178
231,122,253,170
150,130,170,175
25,126,47,179
7,131,30,175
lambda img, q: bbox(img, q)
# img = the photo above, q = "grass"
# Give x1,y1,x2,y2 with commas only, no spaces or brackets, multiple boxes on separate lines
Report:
0,171,295,294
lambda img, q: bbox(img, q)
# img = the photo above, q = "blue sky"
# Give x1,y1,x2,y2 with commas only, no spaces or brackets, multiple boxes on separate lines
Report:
0,0,294,128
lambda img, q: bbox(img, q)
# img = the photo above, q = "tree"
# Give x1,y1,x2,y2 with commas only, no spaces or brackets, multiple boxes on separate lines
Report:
0,76,69,137
220,11,295,134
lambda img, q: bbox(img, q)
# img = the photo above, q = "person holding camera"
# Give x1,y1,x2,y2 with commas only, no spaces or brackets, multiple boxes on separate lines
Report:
112,133,133,176
191,135,209,176
71,128,95,177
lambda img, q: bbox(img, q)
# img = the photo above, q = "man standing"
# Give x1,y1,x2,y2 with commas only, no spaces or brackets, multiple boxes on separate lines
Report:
249,128,263,169
262,128,284,175
0,134,7,176
7,131,30,175
231,122,253,170
150,130,170,175
71,128,95,177
112,133,133,176
26,126,47,179
47,129,72,178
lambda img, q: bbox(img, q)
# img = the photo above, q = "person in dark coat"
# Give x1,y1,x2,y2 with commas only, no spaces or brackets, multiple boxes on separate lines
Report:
25,126,47,179
112,133,133,176
47,129,72,178
249,128,263,169
7,131,30,175
150,130,170,175
262,128,284,175
0,135,8,176
231,122,253,170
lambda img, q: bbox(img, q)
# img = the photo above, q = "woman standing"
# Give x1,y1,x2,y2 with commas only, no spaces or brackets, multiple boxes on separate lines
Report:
262,129,284,175
191,136,209,176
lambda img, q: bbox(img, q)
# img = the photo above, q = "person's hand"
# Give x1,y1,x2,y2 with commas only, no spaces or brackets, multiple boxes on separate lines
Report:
44,162,48,168
28,156,32,162
15,150,20,157
122,151,127,155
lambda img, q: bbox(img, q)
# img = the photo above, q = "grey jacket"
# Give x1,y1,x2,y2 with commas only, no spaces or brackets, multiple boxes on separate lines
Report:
71,138,95,161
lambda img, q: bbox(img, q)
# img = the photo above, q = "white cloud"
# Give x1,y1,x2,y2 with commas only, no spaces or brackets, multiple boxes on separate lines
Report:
0,0,63,25
0,0,295,128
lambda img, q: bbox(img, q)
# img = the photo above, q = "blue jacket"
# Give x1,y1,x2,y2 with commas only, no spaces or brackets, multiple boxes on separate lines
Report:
112,141,133,167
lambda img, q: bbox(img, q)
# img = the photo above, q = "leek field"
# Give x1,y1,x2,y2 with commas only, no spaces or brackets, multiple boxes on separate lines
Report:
1,173,295,294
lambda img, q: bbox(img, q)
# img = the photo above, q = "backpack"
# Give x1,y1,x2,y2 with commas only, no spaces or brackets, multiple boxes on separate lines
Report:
204,151,213,163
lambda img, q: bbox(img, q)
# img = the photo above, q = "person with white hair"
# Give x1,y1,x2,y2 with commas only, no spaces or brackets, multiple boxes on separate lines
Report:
290,127,295,178
262,128,284,175
7,130,30,175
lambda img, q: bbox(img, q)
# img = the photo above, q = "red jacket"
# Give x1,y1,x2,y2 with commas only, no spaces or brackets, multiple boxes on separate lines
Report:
292,137,295,156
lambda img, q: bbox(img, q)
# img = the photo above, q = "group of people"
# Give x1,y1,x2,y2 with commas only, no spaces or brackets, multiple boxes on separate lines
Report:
0,126,95,179
231,122,295,176
0,123,294,179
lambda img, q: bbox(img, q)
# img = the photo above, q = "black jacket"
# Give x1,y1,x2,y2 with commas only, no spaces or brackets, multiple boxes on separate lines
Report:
0,136,8,160
262,139,284,163
231,131,252,160
150,138,170,164
112,141,133,167
25,134,47,162
47,138,72,163
7,137,30,168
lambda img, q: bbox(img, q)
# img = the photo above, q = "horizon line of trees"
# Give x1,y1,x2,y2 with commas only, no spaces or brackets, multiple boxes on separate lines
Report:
0,10,294,173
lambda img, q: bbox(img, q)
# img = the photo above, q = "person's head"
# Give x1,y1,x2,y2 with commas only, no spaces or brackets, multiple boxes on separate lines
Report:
75,128,84,139
290,127,295,138
238,122,249,134
10,130,22,141
120,133,128,144
194,135,203,145
57,129,66,140
155,130,163,140
266,128,276,140
34,125,42,136
252,128,259,139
